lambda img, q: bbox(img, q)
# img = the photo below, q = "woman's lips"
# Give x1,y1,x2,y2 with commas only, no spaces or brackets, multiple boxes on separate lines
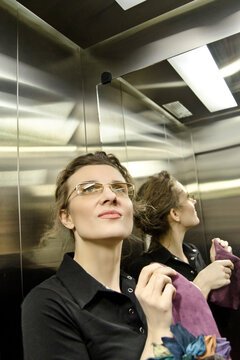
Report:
98,210,121,219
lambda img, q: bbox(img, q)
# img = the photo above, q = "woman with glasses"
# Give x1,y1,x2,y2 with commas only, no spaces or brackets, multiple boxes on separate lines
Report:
21,152,176,360
125,171,233,299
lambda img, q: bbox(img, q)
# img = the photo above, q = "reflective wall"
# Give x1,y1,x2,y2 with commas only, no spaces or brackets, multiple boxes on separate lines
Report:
0,1,85,358
97,77,206,256
0,0,239,358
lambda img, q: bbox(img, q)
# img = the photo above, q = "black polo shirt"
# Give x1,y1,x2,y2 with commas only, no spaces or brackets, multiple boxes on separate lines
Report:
125,243,206,282
22,253,147,360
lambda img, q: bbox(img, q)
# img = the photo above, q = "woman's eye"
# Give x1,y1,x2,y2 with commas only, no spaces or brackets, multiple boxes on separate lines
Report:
82,184,100,193
113,185,127,193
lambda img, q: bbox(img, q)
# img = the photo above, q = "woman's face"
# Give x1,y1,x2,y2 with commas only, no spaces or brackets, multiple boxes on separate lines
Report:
175,181,200,228
60,165,133,244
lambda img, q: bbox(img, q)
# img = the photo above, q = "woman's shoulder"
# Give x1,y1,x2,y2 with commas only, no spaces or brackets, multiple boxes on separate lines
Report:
22,275,67,313
123,252,152,281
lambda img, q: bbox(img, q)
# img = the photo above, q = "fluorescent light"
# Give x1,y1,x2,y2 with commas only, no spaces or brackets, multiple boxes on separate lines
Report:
168,45,237,112
115,0,146,10
136,81,185,90
187,179,240,193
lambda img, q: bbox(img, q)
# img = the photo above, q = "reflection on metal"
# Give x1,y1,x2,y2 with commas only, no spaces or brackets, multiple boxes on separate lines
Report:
0,0,240,357
97,77,194,179
0,1,86,357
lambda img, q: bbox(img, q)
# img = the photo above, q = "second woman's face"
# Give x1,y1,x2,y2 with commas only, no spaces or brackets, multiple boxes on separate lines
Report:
63,164,133,244
175,182,200,228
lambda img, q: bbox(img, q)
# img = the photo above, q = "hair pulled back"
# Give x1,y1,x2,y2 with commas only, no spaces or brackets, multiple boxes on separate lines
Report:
134,171,182,251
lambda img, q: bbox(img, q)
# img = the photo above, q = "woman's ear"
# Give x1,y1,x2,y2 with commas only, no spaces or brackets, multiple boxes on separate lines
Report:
59,209,75,230
169,208,180,223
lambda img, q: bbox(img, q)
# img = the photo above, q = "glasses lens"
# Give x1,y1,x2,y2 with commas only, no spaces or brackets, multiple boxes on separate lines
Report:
75,182,134,198
77,182,103,195
111,183,134,197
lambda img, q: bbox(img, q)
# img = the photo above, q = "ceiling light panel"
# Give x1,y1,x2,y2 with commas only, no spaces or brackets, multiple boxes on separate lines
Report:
115,0,146,10
168,45,237,112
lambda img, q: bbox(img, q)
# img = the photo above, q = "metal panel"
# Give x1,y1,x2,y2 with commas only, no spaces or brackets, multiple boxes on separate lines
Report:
97,77,190,167
0,1,22,359
17,4,85,276
191,116,240,358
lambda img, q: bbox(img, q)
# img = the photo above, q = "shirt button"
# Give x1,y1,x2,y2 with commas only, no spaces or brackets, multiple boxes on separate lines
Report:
190,270,195,274
128,308,135,315
192,249,197,252
127,275,132,280
139,327,145,334
190,257,195,260
174,256,178,260
128,287,134,293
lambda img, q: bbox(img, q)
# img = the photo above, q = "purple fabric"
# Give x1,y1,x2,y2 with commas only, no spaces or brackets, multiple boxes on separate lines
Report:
171,271,221,337
215,337,232,359
209,239,240,310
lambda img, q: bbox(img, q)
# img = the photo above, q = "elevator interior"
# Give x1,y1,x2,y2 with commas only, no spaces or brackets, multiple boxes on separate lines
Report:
0,0,240,358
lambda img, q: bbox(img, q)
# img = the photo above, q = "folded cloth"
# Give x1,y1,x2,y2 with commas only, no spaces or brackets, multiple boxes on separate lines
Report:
161,336,183,360
198,335,216,359
209,239,240,310
152,343,172,357
215,338,231,359
171,272,220,337
186,334,206,357
161,323,229,360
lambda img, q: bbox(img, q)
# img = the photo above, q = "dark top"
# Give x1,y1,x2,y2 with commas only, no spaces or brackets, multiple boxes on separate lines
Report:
125,242,207,282
21,253,147,360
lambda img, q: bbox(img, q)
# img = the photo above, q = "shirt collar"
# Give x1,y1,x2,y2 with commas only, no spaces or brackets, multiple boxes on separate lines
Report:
56,253,135,309
147,244,172,263
147,242,199,263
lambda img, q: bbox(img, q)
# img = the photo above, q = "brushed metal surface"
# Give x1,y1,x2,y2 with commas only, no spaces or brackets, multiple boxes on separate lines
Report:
0,0,239,358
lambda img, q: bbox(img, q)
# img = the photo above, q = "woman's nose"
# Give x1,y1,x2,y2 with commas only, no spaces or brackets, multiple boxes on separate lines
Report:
100,185,117,203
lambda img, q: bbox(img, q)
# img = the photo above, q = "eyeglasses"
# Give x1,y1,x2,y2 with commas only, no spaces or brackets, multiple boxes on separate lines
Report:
66,181,135,203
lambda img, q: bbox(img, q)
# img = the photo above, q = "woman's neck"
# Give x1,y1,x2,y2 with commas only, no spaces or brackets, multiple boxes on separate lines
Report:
160,227,189,263
73,237,123,292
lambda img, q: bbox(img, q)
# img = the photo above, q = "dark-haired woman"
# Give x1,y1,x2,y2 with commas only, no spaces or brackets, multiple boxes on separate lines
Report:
21,153,176,360
125,171,233,299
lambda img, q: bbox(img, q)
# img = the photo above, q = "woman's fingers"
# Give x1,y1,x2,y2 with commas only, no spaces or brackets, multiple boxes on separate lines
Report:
210,238,233,261
146,270,173,296
161,282,176,303
213,238,232,252
218,259,234,271
135,263,176,310
137,263,176,289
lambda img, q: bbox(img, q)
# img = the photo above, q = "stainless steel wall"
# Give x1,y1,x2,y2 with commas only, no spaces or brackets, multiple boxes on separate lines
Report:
0,1,86,358
96,77,206,255
0,0,239,358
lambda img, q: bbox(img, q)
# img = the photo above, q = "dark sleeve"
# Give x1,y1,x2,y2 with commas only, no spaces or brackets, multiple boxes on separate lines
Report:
22,287,90,360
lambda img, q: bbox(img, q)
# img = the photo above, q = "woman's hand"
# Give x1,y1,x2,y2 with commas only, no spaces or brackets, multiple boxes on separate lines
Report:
136,263,176,360
193,259,234,298
135,263,176,360
210,238,232,262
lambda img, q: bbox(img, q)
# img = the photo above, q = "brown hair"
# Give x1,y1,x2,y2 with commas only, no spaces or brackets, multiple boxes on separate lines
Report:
41,151,134,250
134,171,182,251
